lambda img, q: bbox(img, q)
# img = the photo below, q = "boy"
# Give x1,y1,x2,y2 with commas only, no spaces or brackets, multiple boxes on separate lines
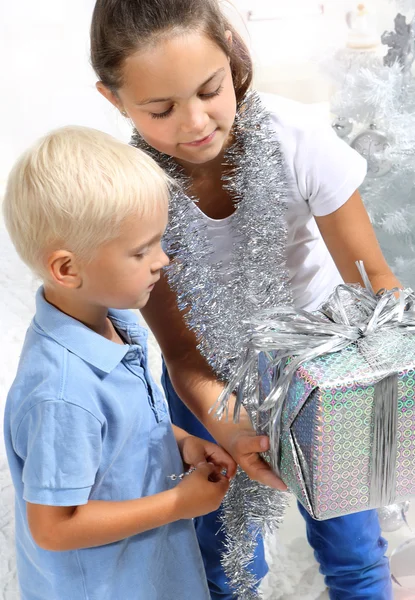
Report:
2,126,235,600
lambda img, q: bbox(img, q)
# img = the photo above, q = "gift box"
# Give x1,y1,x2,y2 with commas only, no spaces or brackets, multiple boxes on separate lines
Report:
215,264,415,520
276,341,415,520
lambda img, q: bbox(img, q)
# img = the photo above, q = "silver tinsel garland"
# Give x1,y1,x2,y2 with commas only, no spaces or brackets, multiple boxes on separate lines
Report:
131,91,292,598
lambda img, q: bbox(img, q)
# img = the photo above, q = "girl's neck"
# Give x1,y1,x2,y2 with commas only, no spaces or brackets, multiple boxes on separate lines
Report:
175,140,236,220
184,162,235,221
177,148,225,182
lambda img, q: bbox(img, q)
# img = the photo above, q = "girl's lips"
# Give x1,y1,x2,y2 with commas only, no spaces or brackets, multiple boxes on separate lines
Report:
181,129,217,147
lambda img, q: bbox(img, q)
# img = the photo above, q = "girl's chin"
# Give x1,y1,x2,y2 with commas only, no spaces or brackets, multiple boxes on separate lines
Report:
178,138,230,166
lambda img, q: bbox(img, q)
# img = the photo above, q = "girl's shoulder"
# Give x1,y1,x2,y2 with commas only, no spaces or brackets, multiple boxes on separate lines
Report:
256,92,367,214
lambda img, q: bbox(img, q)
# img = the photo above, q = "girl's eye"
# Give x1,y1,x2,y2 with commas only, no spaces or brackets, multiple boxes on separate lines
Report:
150,106,174,120
200,85,224,99
149,85,223,119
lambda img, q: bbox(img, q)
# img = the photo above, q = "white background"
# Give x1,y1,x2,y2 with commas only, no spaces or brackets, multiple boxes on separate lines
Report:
0,0,399,187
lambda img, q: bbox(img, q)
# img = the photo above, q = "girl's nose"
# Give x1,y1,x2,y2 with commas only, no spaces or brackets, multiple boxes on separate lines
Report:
180,101,209,136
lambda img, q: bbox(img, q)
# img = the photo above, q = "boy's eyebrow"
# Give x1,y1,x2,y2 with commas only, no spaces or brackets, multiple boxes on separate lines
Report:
136,68,225,105
131,231,165,253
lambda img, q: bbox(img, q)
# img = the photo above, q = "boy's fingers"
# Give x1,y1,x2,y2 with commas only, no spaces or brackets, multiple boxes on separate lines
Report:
196,463,229,488
208,472,230,491
187,449,206,466
196,461,215,475
211,450,237,477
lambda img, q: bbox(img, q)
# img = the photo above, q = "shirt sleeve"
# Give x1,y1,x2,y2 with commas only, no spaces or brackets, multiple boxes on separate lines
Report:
293,121,367,217
15,400,103,506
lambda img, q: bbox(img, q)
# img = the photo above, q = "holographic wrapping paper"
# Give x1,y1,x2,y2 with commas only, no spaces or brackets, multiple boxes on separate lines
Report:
277,342,415,520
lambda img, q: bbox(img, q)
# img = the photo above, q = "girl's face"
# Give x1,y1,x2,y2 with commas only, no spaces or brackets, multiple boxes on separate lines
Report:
99,32,237,167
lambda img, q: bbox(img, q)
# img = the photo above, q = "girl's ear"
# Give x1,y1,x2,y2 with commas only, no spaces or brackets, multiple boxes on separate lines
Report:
96,82,123,111
225,30,233,47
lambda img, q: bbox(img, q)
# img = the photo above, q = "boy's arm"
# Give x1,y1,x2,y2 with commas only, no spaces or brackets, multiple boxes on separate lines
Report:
27,461,228,552
27,492,178,551
19,401,229,552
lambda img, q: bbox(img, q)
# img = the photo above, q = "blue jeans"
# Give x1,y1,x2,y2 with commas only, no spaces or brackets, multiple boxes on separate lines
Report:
162,364,392,600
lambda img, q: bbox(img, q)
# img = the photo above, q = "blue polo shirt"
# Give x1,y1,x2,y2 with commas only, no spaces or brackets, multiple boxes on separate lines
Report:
4,288,209,600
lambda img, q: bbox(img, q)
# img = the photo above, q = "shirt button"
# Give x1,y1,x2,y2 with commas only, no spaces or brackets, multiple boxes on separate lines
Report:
125,346,143,362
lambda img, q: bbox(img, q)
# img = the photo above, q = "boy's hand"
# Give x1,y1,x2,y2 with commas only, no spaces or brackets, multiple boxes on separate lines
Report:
174,462,230,519
178,435,237,479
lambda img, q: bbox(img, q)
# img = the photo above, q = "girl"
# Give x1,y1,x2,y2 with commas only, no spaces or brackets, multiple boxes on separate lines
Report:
91,1,397,598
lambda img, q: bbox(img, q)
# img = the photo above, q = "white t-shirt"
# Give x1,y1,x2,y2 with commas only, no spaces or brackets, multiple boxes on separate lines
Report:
191,93,367,311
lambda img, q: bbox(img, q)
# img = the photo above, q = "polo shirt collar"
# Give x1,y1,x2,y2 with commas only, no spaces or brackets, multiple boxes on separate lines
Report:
34,287,137,373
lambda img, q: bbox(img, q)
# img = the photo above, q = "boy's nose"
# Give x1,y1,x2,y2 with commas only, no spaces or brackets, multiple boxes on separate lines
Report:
160,250,170,268
152,250,169,272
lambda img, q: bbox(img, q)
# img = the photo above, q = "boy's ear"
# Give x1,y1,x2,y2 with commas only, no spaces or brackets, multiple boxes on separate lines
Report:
96,81,122,111
47,250,82,289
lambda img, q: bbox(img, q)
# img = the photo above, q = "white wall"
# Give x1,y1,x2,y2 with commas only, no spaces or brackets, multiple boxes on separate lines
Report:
229,0,401,102
0,0,130,189
0,0,404,187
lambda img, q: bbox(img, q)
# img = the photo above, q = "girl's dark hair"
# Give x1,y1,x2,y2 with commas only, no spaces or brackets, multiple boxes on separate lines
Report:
90,0,252,103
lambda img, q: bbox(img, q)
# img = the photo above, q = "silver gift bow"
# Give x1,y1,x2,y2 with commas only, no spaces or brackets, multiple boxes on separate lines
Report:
213,262,415,507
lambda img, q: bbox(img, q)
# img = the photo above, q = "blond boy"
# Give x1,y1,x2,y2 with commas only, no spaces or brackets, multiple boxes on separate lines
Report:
3,127,233,600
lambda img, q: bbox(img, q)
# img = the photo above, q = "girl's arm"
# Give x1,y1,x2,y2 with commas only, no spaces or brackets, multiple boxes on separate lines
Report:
141,278,286,490
26,462,229,552
142,190,397,491
316,190,401,290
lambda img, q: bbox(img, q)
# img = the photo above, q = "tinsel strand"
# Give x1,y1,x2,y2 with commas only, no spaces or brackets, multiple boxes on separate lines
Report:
131,91,292,598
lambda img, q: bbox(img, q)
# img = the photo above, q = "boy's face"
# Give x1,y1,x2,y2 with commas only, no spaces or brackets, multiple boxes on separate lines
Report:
80,204,169,310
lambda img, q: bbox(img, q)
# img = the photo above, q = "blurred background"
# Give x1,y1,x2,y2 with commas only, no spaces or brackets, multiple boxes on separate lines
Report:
0,0,400,190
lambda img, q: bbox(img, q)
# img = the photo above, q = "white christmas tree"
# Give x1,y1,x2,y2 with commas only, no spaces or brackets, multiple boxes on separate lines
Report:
326,1,415,287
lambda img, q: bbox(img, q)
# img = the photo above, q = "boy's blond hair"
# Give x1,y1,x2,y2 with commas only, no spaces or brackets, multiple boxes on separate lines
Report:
2,126,170,279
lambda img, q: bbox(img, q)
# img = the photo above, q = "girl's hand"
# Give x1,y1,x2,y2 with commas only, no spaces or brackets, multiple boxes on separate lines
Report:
178,435,237,479
223,429,287,491
174,462,230,519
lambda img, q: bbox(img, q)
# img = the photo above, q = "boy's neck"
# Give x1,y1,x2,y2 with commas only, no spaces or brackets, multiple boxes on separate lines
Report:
43,285,124,344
